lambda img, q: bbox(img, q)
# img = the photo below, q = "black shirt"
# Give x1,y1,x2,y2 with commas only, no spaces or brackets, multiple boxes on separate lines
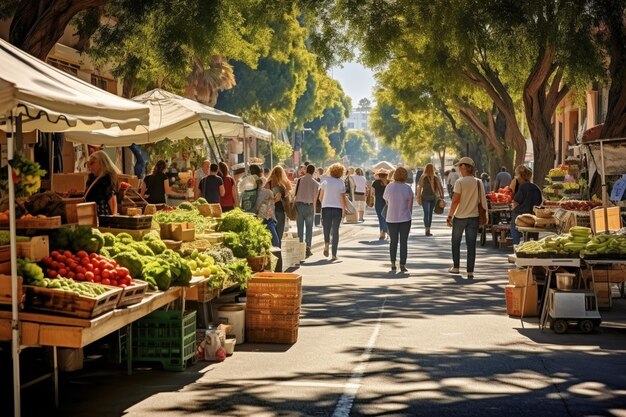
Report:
85,173,115,216
513,182,543,216
144,172,168,204
372,180,387,204
199,175,223,203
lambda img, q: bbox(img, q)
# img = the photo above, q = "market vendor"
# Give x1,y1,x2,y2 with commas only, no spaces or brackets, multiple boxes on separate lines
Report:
511,165,543,245
140,160,186,204
85,151,119,216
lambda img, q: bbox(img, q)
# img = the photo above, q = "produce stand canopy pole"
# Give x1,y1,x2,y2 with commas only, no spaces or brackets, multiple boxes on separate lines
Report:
198,121,218,163
243,123,248,174
6,113,21,417
600,140,609,233
205,120,223,162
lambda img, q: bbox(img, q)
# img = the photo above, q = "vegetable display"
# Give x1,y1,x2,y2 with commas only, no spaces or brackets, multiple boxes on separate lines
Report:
219,209,272,257
153,206,216,232
515,227,592,257
581,233,626,257
41,250,133,287
51,226,105,254
0,154,46,197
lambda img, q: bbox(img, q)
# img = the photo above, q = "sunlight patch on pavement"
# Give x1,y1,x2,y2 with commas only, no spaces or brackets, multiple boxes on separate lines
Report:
568,381,626,400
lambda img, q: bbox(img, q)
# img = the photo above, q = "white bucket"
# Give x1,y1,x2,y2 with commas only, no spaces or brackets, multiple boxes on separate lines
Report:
218,304,245,344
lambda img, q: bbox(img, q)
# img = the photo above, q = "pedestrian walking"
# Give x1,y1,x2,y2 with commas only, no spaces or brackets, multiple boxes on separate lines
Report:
446,167,459,198
294,164,320,257
218,161,238,211
446,157,488,279
416,163,444,236
194,160,211,199
480,172,491,193
371,168,390,239
383,167,414,272
492,166,512,191
319,163,348,261
198,163,225,204
266,165,292,246
351,167,368,222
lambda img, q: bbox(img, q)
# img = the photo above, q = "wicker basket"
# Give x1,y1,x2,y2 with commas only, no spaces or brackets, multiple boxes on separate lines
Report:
533,206,555,219
247,255,268,272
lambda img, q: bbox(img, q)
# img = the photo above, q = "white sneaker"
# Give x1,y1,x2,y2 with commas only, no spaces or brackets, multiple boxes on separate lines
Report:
448,267,460,274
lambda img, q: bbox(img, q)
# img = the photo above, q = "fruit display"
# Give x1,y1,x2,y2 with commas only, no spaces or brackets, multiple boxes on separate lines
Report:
185,249,253,290
581,233,626,258
548,168,567,178
515,227,592,257
40,250,134,287
0,231,29,245
0,154,46,197
543,200,603,212
487,188,513,204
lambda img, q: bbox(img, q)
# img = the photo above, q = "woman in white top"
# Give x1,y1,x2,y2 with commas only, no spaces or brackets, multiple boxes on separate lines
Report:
446,157,488,279
351,167,368,222
383,167,414,272
319,163,348,261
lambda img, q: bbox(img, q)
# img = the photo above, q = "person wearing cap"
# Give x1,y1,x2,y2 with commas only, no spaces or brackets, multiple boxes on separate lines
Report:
446,157,488,279
371,168,390,239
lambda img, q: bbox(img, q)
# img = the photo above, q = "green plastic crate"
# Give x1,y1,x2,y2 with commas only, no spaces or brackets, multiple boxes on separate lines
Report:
131,310,196,371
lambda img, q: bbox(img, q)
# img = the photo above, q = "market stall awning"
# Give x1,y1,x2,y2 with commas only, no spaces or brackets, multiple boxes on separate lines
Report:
0,38,149,132
243,123,272,141
65,88,245,146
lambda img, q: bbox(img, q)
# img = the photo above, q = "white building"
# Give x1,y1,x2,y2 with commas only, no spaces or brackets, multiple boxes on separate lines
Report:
344,109,370,131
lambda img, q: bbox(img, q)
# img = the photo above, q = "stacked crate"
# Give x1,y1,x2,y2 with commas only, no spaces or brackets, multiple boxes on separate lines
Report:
131,310,196,371
245,273,302,344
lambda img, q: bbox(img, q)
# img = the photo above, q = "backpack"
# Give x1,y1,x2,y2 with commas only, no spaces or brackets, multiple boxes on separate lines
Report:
241,188,258,213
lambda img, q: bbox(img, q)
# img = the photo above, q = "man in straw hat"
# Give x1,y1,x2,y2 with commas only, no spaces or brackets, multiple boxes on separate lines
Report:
446,157,488,279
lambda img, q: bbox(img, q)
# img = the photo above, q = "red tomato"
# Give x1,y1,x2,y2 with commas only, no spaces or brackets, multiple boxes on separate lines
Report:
89,253,98,259
102,270,110,280
50,261,59,270
68,272,76,279
110,280,118,286
47,270,58,279
50,250,60,258
101,278,111,286
93,268,100,276
85,271,94,280
85,264,94,272
58,268,68,276
120,284,127,288
63,250,72,258
76,272,85,281
116,267,129,277
76,250,88,258
80,258,90,266
93,275,102,283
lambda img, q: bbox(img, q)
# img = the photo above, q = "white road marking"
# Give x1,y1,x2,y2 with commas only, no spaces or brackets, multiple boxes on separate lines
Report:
332,297,387,417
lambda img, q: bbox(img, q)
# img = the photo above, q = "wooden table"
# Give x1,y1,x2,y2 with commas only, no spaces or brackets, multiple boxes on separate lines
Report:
516,226,558,242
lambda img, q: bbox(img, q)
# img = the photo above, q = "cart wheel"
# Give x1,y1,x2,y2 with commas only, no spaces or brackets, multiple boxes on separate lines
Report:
579,320,594,333
480,226,486,246
553,319,568,334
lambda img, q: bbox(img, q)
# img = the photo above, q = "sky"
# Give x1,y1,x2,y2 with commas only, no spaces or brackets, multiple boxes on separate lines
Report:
329,62,376,108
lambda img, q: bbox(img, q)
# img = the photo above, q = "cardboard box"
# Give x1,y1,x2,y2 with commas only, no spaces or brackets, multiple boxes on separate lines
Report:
171,222,195,241
508,269,531,287
52,173,89,194
505,284,538,317
16,236,49,262
118,174,139,190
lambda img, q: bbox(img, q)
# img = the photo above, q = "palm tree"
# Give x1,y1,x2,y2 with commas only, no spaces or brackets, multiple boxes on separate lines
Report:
185,55,236,106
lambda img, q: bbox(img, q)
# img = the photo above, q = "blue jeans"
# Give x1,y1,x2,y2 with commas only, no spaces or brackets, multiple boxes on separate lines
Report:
322,207,342,256
375,201,388,233
296,202,314,248
388,221,411,265
264,218,280,248
422,196,436,228
275,207,285,246
451,217,479,273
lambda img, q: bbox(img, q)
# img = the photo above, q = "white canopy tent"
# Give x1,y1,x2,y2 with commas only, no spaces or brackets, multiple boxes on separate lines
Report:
0,37,149,417
65,88,246,146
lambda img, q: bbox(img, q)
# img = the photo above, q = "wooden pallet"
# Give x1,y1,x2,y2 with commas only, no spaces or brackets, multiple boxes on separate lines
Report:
0,274,24,307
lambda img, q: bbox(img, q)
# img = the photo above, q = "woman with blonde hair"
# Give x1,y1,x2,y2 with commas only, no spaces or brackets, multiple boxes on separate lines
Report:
383,167,414,272
266,165,293,245
84,150,120,216
320,163,348,260
417,163,444,236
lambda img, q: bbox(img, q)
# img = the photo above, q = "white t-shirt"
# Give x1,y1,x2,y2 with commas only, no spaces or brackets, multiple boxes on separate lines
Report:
351,175,367,193
320,177,346,209
452,176,488,219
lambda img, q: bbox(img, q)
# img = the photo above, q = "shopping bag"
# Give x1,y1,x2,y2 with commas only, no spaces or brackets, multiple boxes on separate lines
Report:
344,198,357,216
434,197,446,214
283,193,297,221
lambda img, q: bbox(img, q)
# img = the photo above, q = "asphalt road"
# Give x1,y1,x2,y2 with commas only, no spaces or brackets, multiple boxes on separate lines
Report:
13,207,626,417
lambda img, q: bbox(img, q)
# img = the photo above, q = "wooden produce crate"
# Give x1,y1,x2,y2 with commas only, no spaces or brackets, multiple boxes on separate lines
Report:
51,173,89,194
160,222,195,241
247,326,298,344
16,236,49,262
0,245,10,262
0,274,24,307
186,278,220,302
24,284,122,318
65,202,98,226
99,215,153,230
117,280,149,308
0,216,63,229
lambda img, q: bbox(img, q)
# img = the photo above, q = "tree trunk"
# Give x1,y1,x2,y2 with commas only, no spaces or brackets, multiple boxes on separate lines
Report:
598,0,626,139
9,0,110,60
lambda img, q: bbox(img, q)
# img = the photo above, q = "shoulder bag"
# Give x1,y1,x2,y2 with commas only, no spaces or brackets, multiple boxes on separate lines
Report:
476,180,488,226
